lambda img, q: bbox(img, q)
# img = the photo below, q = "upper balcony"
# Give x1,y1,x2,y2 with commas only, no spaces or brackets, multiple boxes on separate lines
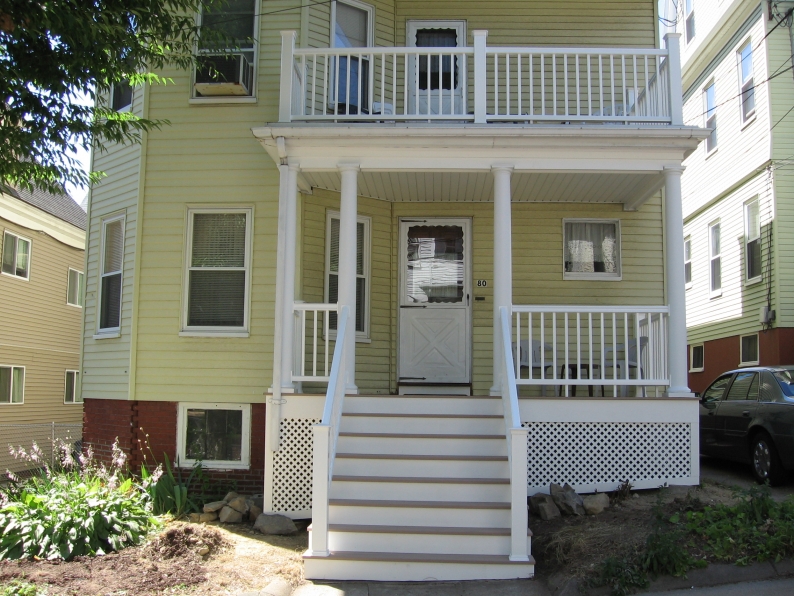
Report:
278,30,685,127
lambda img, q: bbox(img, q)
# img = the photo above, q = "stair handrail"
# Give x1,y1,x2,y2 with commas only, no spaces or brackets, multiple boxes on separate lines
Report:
310,305,349,558
500,305,530,562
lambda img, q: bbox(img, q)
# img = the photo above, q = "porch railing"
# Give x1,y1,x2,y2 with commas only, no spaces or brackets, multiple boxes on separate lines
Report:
293,302,338,383
499,307,530,562
512,305,670,396
279,30,682,125
309,305,349,557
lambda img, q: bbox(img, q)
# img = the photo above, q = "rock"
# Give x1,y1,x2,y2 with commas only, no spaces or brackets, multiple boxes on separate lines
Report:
203,500,227,513
228,496,249,514
223,491,239,503
197,546,210,556
248,504,263,522
583,493,610,515
254,513,298,535
188,513,201,523
550,483,586,516
538,499,562,520
250,494,264,509
219,506,243,524
199,512,218,523
261,577,293,596
529,493,556,514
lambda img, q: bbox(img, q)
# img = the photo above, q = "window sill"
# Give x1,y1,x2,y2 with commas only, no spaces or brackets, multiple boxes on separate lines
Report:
685,282,693,290
745,276,762,286
67,303,83,309
1,271,29,282
189,97,257,105
705,147,718,159
325,332,372,344
93,331,120,340
741,114,756,131
739,361,760,367
0,402,24,406
689,367,704,373
179,331,250,338
563,274,622,282
64,401,84,405
179,461,250,470
709,291,722,300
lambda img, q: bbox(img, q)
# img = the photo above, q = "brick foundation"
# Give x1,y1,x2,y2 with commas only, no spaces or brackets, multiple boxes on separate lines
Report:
83,398,266,495
687,327,794,394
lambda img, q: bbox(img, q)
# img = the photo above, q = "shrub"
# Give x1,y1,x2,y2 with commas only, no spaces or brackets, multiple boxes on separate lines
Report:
0,440,158,560
0,580,44,596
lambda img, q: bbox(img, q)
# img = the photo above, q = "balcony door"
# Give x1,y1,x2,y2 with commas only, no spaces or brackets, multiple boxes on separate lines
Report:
407,21,467,116
399,219,471,385
331,0,374,114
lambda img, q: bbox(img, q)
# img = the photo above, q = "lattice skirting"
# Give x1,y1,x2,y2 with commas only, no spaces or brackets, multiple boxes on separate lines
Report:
271,418,320,513
522,421,692,491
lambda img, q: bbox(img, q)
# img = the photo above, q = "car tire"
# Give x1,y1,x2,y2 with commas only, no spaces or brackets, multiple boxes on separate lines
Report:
750,432,789,486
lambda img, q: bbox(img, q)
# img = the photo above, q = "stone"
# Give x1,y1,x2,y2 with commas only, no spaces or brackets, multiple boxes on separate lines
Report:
550,483,586,516
538,500,562,520
583,493,610,515
228,496,249,514
223,491,239,503
250,494,264,509
197,546,210,556
188,513,201,523
219,506,243,524
529,493,555,514
254,513,298,535
203,500,227,513
261,577,293,596
248,504,263,522
199,512,218,523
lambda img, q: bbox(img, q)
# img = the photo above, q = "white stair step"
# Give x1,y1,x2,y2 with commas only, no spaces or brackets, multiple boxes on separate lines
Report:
303,551,535,581
340,413,504,434
328,499,511,527
327,525,516,555
344,395,502,416
330,476,510,500
336,433,507,456
333,454,508,478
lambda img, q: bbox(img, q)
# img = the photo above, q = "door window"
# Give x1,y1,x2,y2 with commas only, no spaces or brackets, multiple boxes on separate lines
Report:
405,225,464,304
415,29,459,91
702,374,732,402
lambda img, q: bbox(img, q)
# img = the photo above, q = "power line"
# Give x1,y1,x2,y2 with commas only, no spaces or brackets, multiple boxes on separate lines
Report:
202,0,334,27
771,103,794,130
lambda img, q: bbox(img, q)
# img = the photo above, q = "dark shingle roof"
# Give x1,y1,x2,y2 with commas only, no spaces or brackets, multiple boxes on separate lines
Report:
2,185,87,230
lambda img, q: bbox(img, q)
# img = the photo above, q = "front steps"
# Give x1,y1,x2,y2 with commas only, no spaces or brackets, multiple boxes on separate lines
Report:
303,395,534,581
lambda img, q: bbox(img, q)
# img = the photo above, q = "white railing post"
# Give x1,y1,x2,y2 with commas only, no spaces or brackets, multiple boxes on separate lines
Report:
510,427,529,561
473,31,488,123
310,424,330,556
664,33,683,125
280,30,297,122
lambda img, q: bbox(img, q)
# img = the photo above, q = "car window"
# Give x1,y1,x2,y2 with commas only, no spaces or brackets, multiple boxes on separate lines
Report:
702,374,733,402
760,371,780,402
773,369,794,397
726,372,756,400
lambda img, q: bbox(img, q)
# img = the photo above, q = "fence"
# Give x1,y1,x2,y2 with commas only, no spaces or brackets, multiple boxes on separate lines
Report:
0,423,82,475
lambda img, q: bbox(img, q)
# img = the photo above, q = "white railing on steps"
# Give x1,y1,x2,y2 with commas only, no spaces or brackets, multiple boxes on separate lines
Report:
293,302,338,382
310,305,349,557
499,306,530,563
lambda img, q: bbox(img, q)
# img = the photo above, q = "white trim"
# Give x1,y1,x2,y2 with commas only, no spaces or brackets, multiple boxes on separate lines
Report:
737,38,755,124
93,331,120,340
181,207,253,334
0,364,25,405
63,370,82,404
684,0,695,45
331,0,375,48
176,402,251,469
562,218,622,281
1,230,32,281
97,212,126,334
188,96,258,105
739,333,759,367
689,343,704,372
0,192,84,249
67,267,84,308
324,209,371,341
744,197,762,284
684,235,692,289
708,220,722,298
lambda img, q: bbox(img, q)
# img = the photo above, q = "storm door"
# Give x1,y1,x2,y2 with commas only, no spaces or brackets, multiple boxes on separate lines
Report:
406,21,467,116
399,219,471,384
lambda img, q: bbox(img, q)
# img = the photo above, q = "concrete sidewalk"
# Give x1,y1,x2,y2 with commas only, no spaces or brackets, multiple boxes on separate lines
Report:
643,577,794,595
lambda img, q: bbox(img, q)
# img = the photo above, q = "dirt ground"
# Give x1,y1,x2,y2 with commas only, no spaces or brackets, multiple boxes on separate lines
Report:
0,480,747,595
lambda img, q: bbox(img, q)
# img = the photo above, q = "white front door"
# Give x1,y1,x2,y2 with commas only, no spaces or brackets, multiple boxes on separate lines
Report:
399,219,471,384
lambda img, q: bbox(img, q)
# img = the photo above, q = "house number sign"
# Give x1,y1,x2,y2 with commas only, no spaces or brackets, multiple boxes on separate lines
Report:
477,280,488,287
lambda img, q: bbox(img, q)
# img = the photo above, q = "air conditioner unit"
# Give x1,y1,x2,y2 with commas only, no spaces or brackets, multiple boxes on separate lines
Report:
194,53,254,97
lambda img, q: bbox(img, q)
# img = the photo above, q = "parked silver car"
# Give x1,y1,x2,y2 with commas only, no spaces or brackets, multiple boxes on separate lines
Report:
699,366,794,486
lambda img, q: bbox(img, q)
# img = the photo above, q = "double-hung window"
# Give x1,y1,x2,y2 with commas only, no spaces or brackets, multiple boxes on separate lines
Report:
67,268,85,307
704,82,717,153
684,236,692,287
685,0,695,43
745,199,761,282
183,209,252,334
563,220,621,280
177,403,251,468
194,0,257,99
0,366,24,404
738,42,755,122
331,0,373,115
2,231,31,280
64,371,81,404
709,222,721,296
98,215,124,333
325,211,371,338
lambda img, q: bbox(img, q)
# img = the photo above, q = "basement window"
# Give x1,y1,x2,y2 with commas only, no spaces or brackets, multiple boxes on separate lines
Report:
177,403,251,469
689,344,704,372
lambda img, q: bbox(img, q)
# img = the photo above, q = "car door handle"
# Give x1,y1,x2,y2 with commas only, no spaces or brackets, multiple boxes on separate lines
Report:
708,411,716,416
742,410,751,418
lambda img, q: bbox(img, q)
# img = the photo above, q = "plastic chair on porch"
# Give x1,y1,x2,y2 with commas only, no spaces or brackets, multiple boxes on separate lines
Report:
602,336,650,396
513,339,553,396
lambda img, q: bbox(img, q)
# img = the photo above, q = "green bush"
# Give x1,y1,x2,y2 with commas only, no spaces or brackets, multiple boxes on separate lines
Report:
0,579,44,596
141,452,200,517
0,440,158,560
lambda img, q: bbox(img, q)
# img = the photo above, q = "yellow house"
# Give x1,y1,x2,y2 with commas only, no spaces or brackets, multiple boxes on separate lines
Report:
82,0,709,581
0,185,85,473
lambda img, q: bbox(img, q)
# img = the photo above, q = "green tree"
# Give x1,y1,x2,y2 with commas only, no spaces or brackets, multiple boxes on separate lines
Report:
0,0,212,193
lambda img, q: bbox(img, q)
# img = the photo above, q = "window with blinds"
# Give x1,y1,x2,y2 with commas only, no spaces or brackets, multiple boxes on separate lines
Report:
99,216,124,331
325,211,370,336
185,210,251,331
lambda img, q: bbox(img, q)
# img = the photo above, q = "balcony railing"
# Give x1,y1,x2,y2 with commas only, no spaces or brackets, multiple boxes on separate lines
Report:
278,31,683,126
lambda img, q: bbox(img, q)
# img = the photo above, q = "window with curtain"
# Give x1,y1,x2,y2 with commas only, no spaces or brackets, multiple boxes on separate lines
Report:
99,216,124,331
185,210,250,330
2,231,31,280
415,29,459,91
563,220,621,279
709,222,721,295
67,268,84,307
326,212,370,336
64,371,81,404
745,199,761,281
0,366,24,404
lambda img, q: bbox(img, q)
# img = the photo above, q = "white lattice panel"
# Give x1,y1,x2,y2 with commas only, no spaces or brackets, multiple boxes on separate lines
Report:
523,421,691,490
272,418,319,513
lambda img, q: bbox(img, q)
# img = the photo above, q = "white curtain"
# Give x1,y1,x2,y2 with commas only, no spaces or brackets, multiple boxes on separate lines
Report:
565,222,618,274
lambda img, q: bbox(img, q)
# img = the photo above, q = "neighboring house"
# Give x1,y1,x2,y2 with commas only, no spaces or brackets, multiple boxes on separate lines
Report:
674,0,794,393
82,0,708,581
0,184,86,469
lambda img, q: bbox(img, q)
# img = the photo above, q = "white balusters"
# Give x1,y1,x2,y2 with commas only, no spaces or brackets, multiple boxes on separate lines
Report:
293,303,338,383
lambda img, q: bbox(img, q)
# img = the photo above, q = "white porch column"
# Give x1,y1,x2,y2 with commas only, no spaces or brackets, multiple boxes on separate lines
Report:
491,166,513,395
664,166,692,395
280,164,300,390
338,164,359,394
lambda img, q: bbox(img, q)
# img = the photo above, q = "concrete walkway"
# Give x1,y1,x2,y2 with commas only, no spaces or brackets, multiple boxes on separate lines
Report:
644,577,794,595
